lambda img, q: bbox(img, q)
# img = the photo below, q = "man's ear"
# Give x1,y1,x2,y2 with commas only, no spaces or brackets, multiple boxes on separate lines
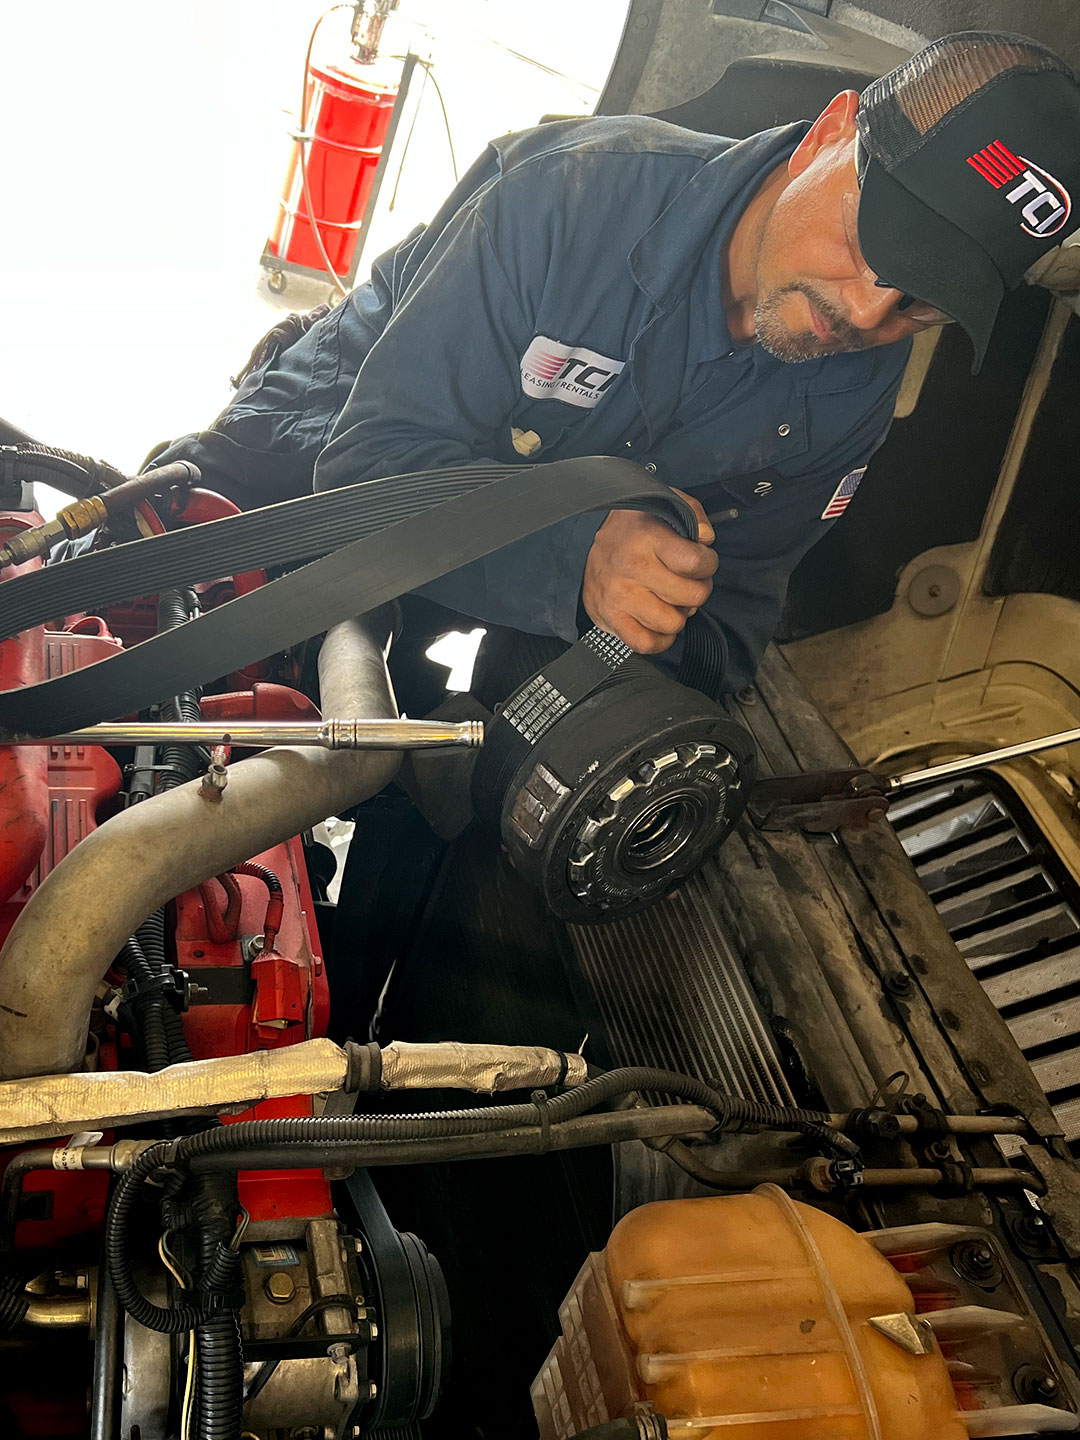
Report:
788,90,859,178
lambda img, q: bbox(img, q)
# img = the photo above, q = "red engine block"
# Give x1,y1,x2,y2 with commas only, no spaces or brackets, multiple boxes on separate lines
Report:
0,508,334,1268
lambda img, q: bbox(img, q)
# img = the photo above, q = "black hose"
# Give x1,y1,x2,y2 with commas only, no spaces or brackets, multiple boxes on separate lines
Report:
570,1420,668,1440
106,1144,202,1333
0,443,128,499
113,589,200,1081
106,1071,859,1331
90,1216,124,1440
134,910,191,1067
191,1175,244,1440
117,935,171,1073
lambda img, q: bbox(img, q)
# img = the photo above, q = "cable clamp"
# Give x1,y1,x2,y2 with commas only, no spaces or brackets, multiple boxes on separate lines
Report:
531,1089,553,1154
936,1160,974,1196
827,1157,865,1191
121,968,191,1014
195,1287,245,1313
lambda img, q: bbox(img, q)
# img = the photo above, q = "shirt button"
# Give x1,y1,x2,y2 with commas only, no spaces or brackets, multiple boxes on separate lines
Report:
778,423,791,437
644,462,657,473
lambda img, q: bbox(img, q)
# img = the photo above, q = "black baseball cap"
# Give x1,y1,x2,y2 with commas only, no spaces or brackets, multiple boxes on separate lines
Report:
855,32,1080,371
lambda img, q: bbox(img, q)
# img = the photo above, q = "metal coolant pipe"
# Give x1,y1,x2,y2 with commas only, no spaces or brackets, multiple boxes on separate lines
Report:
0,614,402,1080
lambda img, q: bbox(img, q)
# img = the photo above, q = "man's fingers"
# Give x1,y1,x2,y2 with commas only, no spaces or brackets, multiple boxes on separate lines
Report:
654,529,719,579
609,617,677,654
650,570,713,611
671,487,716,545
625,589,693,641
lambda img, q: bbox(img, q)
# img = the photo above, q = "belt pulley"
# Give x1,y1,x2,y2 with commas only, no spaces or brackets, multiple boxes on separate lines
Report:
472,630,756,924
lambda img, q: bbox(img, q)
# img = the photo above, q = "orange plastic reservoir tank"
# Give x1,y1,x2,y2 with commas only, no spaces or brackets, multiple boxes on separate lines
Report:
534,1185,967,1440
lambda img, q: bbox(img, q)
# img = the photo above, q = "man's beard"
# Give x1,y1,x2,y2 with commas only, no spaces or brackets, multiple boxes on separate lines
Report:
754,283,869,363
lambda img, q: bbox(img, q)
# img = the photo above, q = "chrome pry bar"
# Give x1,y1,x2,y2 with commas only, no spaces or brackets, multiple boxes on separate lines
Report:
2,718,484,750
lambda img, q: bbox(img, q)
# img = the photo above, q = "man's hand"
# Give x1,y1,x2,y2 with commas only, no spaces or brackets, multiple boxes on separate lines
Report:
582,488,717,653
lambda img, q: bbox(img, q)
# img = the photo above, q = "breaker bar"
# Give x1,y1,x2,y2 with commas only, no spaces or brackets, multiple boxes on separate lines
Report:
4,718,483,750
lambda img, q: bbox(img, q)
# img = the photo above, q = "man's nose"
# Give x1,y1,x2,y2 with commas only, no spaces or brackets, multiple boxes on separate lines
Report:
844,278,903,331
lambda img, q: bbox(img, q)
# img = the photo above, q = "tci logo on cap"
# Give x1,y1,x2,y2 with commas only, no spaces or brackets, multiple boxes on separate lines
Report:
967,139,1072,237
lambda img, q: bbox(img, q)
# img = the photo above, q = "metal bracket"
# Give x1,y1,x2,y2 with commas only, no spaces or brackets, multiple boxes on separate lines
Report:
747,767,890,832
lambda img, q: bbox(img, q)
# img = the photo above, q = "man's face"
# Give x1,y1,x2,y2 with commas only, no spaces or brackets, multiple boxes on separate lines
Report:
751,107,950,363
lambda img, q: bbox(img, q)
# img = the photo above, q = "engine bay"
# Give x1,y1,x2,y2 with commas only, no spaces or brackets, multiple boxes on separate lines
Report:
0,434,1078,1440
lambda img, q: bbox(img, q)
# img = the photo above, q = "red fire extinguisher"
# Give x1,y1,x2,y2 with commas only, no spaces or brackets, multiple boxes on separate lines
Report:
262,2,412,296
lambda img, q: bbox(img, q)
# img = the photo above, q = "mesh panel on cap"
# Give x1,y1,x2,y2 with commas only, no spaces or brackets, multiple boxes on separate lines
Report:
857,32,1076,171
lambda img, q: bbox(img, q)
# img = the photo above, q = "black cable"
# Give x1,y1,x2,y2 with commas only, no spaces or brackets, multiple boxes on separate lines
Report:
117,935,171,1073
244,1293,356,1405
191,1175,244,1440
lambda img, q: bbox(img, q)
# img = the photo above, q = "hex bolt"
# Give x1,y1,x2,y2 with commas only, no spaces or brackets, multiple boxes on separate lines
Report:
1013,1213,1053,1252
1014,1364,1060,1405
951,1239,1002,1288
886,971,913,997
264,1271,296,1305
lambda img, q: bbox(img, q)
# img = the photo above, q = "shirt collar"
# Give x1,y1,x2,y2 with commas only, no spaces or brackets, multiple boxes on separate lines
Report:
628,121,811,362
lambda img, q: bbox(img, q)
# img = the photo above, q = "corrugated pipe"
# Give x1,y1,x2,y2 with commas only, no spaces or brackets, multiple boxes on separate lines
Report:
0,613,402,1079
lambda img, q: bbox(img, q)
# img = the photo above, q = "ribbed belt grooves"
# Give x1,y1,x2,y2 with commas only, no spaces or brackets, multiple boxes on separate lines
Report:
0,467,522,640
0,457,701,737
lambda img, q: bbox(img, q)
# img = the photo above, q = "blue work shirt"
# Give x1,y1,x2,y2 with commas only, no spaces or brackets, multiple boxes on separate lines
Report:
158,117,910,692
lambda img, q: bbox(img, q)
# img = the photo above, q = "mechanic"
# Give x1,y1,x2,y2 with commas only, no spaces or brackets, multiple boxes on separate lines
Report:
156,30,1080,696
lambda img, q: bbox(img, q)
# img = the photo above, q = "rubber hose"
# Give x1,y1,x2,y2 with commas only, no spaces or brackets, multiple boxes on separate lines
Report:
122,590,199,1077
117,935,171,1074
571,1420,668,1440
134,911,192,1069
0,1273,29,1335
718,1098,859,1160
106,1144,204,1333
192,1176,243,1440
167,1068,855,1158
106,1070,859,1330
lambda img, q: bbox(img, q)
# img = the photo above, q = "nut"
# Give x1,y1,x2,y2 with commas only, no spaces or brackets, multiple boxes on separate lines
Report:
264,1271,296,1304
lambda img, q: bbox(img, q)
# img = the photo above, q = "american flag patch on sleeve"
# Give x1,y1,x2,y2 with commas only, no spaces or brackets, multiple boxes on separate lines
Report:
821,466,866,520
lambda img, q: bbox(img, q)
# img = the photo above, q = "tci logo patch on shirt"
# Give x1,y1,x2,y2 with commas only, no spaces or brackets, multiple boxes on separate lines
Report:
520,336,625,409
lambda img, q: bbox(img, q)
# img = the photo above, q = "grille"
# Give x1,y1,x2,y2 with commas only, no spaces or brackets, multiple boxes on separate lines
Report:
891,776,1080,1149
569,859,794,1106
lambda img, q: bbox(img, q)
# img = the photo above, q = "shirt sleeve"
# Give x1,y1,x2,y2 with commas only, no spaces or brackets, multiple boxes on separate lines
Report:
680,372,904,694
314,164,612,640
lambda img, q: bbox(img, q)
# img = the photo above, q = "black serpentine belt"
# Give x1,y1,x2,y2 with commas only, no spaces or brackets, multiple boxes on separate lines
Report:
0,456,702,737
